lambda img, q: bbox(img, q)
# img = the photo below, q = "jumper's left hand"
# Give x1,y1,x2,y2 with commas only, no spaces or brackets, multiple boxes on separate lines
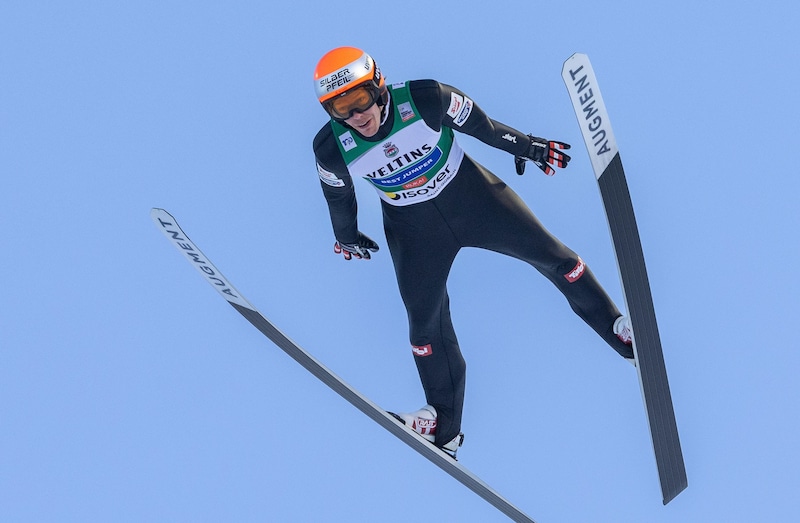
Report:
515,135,571,176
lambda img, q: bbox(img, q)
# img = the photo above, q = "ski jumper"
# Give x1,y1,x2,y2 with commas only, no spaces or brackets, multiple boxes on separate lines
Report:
313,80,632,446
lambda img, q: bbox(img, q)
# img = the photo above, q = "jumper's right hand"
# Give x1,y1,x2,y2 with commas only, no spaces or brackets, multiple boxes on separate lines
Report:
334,232,380,260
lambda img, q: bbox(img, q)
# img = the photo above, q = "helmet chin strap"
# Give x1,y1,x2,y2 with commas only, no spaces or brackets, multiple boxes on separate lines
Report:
379,90,391,126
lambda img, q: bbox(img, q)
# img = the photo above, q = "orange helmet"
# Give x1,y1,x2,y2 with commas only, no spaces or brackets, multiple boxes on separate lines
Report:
314,47,387,120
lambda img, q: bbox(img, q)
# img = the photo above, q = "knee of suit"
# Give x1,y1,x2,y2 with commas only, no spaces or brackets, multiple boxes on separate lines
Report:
554,255,587,284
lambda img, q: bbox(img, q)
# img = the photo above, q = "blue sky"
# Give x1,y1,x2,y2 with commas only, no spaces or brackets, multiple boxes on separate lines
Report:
2,1,798,522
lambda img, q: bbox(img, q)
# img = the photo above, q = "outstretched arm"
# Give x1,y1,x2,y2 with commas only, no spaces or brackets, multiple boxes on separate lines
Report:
410,80,570,175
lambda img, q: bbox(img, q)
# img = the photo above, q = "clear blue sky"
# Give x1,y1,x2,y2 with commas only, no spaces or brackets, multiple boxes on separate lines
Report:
3,1,798,522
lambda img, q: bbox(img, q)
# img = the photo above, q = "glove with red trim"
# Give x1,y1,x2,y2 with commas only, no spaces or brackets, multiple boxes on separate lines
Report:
334,232,380,260
515,135,571,176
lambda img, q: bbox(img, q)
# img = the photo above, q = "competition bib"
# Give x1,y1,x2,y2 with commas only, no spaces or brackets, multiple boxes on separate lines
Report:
332,82,464,206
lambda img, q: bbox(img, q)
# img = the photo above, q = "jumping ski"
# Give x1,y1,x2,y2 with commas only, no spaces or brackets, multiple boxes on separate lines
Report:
561,53,687,504
150,208,537,523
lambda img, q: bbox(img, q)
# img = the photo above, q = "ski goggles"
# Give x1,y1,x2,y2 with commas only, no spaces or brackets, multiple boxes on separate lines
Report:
323,84,381,121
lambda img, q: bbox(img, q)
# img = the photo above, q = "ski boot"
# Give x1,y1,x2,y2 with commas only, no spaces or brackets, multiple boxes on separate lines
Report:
614,315,637,367
390,405,464,459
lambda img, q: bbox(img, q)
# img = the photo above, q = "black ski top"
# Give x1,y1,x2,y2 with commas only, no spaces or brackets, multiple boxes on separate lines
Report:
313,80,532,244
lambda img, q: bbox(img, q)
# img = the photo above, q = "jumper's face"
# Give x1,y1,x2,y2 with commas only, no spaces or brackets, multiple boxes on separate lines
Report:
345,102,382,137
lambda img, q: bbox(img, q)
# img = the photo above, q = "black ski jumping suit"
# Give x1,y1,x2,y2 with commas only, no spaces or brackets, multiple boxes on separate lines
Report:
313,80,632,446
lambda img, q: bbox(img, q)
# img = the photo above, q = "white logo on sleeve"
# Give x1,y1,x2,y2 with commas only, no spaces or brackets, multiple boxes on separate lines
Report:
447,92,473,127
317,163,345,187
447,92,463,118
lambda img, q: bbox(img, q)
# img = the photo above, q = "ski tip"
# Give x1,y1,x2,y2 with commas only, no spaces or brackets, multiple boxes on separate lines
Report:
151,208,181,228
562,52,588,69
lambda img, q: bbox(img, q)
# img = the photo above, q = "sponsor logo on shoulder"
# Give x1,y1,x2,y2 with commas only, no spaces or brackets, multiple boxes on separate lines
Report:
447,92,473,127
446,92,464,119
339,131,357,152
392,81,407,89
398,101,415,122
317,163,345,187
502,133,517,143
412,344,432,357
